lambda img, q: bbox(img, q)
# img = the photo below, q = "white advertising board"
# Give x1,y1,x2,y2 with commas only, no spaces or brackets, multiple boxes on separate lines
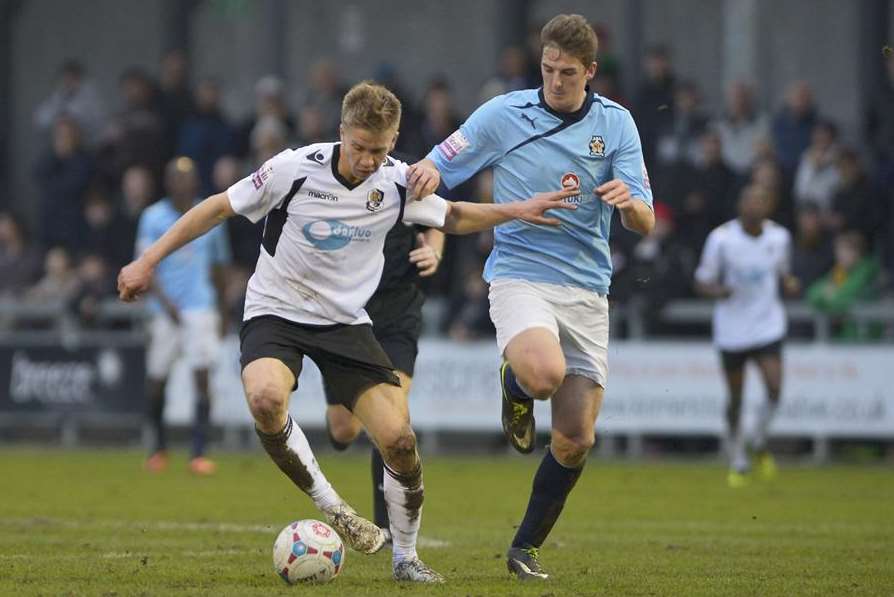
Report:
166,338,894,439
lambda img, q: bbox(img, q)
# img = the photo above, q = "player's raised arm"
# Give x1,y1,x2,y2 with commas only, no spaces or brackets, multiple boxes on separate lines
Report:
117,192,235,301
439,188,578,235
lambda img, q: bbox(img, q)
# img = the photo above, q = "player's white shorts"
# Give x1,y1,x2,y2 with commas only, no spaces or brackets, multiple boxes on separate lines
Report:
488,279,609,388
147,309,220,379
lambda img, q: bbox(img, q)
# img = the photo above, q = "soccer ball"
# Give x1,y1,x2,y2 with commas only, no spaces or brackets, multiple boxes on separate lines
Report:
273,519,345,584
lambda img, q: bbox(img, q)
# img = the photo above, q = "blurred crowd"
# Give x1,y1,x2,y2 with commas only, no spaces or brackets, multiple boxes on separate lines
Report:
4,24,894,340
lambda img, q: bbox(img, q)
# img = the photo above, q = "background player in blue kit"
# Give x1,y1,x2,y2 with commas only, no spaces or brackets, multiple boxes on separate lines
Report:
136,157,230,476
408,14,655,580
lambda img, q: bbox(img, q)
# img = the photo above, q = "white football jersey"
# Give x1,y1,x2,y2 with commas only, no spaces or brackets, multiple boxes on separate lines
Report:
227,143,448,325
695,219,791,351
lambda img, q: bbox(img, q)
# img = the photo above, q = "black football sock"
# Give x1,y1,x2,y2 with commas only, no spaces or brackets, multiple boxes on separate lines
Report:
511,447,583,549
371,448,389,528
148,393,167,453
191,395,211,458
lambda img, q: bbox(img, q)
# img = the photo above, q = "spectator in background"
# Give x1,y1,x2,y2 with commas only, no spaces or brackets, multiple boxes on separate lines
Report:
26,247,80,304
655,80,708,168
82,188,134,271
791,203,834,292
479,46,530,102
443,171,494,337
612,202,697,321
713,81,770,177
807,231,882,340
865,51,894,188
33,117,93,251
0,212,43,298
653,81,709,212
829,149,880,244
250,116,288,165
34,60,106,146
213,155,256,326
72,253,115,328
236,75,296,158
296,105,327,146
771,80,818,172
634,45,676,170
302,59,346,137
405,78,462,160
793,120,841,213
178,78,235,195
158,49,195,160
119,165,157,243
97,68,166,186
523,23,547,87
750,156,792,228
673,131,738,252
587,23,626,106
373,63,421,147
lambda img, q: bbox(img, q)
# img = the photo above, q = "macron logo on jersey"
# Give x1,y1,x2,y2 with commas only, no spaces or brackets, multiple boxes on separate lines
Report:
437,130,470,161
302,219,373,251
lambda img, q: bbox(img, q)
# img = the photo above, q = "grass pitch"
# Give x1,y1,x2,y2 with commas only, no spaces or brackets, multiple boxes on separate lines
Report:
1,449,892,596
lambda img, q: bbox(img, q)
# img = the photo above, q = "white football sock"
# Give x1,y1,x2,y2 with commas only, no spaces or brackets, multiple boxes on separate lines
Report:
752,400,779,452
730,427,749,472
384,464,423,564
257,415,341,512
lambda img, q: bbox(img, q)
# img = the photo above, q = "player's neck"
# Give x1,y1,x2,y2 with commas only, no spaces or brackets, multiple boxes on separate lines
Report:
545,91,587,114
739,219,764,237
336,154,363,186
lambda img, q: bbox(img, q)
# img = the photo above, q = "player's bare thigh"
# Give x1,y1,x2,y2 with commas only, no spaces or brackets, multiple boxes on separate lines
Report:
327,371,413,443
242,357,296,433
351,378,416,473
504,328,566,399
550,375,603,467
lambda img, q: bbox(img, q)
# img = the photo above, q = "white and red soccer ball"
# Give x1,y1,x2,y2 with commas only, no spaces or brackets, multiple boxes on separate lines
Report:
273,519,345,584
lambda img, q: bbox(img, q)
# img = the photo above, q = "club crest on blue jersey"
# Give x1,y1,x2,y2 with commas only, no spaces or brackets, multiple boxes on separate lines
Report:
366,189,385,212
589,135,606,158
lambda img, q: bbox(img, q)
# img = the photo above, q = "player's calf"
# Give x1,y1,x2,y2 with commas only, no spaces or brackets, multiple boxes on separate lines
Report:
326,405,363,451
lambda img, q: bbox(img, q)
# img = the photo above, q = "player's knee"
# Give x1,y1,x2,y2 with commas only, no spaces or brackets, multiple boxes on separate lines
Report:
552,431,594,465
245,383,287,428
517,365,564,399
380,425,417,469
327,413,361,445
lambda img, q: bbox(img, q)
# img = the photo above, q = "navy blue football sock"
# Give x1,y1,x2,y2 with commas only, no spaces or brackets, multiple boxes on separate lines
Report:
512,448,583,549
371,448,389,528
148,394,166,453
504,364,533,401
192,396,211,458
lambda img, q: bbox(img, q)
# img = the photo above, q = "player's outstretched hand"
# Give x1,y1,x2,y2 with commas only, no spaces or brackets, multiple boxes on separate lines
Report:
595,179,633,210
518,188,579,226
117,258,153,302
409,233,441,277
407,159,441,200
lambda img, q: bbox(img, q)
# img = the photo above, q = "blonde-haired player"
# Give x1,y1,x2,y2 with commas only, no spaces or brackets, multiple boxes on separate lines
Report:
119,81,577,583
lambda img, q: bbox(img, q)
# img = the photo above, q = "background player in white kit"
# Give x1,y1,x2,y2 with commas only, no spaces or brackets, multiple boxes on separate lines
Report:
695,184,800,487
117,82,576,583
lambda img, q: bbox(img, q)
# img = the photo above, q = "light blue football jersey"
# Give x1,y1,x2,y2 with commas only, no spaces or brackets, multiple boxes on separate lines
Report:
427,88,653,294
136,198,231,314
